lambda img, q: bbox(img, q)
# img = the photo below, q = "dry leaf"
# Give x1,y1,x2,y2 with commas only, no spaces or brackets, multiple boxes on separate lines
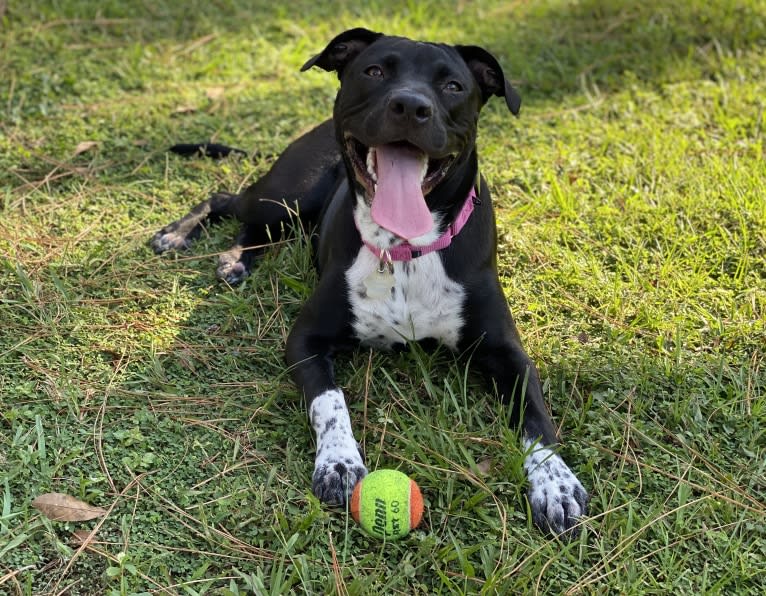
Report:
70,529,95,546
32,493,107,522
74,141,98,155
206,86,224,101
174,105,197,114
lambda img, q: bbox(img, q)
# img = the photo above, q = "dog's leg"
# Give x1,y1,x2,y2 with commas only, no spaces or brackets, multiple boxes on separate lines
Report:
215,224,263,285
306,387,367,506
461,284,588,536
214,193,307,285
285,273,366,506
152,190,307,285
477,340,588,535
153,120,342,281
151,192,238,253
521,434,588,537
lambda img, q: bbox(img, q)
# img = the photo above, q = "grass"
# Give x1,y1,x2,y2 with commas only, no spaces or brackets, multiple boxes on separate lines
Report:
1,0,765,593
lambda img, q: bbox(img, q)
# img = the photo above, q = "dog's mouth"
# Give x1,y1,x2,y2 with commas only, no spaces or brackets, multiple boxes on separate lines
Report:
346,137,454,197
345,135,455,240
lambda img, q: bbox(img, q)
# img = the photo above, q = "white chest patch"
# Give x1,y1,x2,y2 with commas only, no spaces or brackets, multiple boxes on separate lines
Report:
346,247,466,349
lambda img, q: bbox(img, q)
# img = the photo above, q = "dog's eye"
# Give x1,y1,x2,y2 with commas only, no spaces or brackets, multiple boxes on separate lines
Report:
365,65,384,78
444,81,463,92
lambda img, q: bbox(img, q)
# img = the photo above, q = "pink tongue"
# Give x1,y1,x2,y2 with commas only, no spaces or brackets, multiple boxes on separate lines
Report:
370,144,433,240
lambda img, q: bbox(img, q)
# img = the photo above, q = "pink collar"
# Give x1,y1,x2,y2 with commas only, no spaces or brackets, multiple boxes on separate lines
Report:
360,186,477,262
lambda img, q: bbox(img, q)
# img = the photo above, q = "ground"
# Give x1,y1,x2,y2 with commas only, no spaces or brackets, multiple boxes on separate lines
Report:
1,1,764,594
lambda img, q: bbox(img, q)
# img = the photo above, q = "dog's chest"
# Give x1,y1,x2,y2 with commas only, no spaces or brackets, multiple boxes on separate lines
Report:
345,248,465,349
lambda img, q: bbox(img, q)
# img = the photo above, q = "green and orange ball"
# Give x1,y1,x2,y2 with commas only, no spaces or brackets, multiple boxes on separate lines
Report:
350,469,424,540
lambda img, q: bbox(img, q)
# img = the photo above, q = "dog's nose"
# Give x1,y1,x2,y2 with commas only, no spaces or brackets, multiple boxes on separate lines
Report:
388,90,433,125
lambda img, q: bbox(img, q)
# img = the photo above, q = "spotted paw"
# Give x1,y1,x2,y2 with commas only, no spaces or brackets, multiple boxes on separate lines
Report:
151,229,191,254
312,457,368,506
216,252,250,285
523,441,588,537
309,389,367,506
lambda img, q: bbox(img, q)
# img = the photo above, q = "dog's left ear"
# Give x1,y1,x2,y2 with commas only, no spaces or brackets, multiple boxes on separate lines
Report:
301,28,383,79
455,45,521,116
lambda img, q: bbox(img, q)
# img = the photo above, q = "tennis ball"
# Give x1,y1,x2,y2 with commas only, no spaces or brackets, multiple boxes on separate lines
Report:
350,469,423,540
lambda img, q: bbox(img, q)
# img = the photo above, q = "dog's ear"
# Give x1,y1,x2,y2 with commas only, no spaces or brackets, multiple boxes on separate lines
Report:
455,45,521,116
301,28,383,78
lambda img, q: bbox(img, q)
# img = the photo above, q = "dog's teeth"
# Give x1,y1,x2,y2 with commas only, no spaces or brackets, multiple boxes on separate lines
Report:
366,148,377,182
419,155,429,183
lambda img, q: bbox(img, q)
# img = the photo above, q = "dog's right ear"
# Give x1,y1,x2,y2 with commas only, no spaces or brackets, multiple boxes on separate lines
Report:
301,28,383,78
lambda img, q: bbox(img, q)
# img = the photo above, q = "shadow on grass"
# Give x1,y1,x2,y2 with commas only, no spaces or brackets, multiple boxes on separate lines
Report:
488,0,765,99
3,0,764,183
5,0,765,117
8,0,764,88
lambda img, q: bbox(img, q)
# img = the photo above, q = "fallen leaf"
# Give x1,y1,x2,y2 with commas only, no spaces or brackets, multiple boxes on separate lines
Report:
32,493,107,522
174,105,197,114
206,86,224,101
70,529,95,546
74,141,98,155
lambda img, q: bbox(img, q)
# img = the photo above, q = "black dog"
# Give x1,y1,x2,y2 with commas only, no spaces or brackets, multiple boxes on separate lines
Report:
152,28,588,535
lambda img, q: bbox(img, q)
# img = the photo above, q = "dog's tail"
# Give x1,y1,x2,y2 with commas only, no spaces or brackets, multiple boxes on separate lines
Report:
168,142,249,159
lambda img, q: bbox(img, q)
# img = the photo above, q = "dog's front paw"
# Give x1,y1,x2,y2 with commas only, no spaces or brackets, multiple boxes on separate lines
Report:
151,228,191,254
312,454,367,506
309,389,367,506
523,441,588,537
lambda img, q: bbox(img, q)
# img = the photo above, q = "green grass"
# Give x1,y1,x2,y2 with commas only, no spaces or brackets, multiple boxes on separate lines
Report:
1,0,765,593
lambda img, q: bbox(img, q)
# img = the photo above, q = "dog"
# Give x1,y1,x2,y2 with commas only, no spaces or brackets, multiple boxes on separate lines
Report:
152,28,588,536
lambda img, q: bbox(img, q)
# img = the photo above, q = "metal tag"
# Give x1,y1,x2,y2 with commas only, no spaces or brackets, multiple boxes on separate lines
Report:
363,255,394,300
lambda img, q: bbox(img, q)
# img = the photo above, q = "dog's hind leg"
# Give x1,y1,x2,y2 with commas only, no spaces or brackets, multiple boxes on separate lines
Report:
215,223,266,285
215,158,344,284
153,119,342,283
151,191,239,254
216,204,308,286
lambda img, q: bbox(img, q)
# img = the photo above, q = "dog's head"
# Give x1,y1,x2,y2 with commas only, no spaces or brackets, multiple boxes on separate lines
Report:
302,28,520,241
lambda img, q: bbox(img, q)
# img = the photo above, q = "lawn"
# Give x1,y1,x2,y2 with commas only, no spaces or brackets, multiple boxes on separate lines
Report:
1,0,765,594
